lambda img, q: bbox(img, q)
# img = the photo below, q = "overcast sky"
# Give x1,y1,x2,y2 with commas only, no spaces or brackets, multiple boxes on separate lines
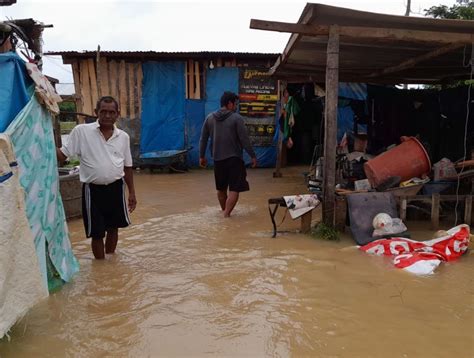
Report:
1,0,457,93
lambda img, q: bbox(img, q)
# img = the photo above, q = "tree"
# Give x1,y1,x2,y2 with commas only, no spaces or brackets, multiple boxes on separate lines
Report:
424,1,474,20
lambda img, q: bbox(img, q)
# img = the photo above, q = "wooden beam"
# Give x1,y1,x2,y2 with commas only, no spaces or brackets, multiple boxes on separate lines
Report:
268,6,316,76
96,45,102,98
322,26,339,227
194,61,201,99
464,196,472,226
273,80,286,178
188,59,195,99
431,193,440,230
250,19,474,44
118,60,127,117
87,58,99,110
136,63,143,116
251,19,328,37
70,60,83,122
99,57,110,97
133,63,140,119
128,63,135,119
368,43,464,78
79,60,92,118
108,60,118,101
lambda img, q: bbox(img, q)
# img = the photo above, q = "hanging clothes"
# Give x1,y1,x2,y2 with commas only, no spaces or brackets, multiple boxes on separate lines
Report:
283,96,300,142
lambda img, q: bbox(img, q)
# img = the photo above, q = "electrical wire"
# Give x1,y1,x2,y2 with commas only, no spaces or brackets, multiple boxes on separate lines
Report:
454,43,473,225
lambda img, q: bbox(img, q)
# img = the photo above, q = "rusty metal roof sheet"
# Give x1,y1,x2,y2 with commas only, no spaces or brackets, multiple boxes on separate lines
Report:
254,3,474,84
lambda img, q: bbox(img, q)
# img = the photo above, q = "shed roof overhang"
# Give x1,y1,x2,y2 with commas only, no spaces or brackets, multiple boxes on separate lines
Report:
250,3,474,84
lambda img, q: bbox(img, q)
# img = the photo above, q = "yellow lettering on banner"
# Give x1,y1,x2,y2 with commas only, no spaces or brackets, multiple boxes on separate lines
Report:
243,69,270,79
256,94,278,101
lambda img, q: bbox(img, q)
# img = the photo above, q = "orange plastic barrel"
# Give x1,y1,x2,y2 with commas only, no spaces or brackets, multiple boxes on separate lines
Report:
364,136,431,188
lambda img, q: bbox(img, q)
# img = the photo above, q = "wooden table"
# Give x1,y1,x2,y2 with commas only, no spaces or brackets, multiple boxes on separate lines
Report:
268,197,313,238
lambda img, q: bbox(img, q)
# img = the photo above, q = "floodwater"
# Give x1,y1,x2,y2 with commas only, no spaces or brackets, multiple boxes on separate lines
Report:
1,167,473,357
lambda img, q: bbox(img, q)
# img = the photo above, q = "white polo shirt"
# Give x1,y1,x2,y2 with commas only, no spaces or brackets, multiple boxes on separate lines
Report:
61,122,133,185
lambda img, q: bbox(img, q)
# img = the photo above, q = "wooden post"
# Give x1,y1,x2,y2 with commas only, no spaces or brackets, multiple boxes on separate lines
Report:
274,80,285,178
464,195,472,226
400,196,407,222
431,193,440,230
300,211,312,234
322,25,340,227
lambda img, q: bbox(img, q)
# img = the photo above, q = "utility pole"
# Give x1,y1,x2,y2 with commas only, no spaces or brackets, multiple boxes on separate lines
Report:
405,0,411,16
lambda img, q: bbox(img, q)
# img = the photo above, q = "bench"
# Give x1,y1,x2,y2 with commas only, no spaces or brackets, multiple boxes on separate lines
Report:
268,197,313,238
399,194,472,230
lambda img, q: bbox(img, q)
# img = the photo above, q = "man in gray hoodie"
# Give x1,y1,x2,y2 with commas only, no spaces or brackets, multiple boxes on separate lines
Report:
199,91,257,217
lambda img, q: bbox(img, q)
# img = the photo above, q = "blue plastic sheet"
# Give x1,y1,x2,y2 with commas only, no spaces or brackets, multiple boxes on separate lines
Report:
0,53,32,132
204,67,239,120
185,99,205,167
244,121,279,168
140,61,186,153
337,104,355,142
339,82,367,101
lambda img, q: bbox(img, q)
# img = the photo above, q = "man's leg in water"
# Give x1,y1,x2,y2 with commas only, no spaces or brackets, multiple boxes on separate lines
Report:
91,237,105,259
217,190,227,211
105,228,119,254
224,191,239,217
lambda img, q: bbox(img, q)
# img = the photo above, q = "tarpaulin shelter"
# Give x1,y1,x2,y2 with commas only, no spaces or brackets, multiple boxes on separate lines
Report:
48,51,280,168
0,52,79,338
250,3,474,226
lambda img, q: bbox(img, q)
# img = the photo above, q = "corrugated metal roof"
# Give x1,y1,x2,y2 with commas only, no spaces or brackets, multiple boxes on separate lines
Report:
46,50,279,60
255,3,474,84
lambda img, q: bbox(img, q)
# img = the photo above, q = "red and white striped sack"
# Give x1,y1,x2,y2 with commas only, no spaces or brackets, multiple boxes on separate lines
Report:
360,224,470,275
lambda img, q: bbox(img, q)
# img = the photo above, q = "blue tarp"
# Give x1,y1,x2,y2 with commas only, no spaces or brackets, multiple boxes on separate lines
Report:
339,83,367,101
203,67,276,167
244,122,279,168
185,99,205,167
0,53,33,132
201,67,239,166
140,61,186,153
337,104,355,142
204,67,239,120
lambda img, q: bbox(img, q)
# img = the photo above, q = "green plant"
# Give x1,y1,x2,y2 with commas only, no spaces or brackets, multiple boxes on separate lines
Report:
425,2,474,20
310,223,340,241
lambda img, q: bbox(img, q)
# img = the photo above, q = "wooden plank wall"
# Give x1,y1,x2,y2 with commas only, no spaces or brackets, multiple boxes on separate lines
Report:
71,58,143,122
185,57,253,99
70,56,267,120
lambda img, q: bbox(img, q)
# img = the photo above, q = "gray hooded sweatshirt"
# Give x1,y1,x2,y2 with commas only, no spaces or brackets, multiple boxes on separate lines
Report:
199,109,256,161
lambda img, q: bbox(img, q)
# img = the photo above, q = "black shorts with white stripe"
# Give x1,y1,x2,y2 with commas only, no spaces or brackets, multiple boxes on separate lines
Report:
82,178,131,239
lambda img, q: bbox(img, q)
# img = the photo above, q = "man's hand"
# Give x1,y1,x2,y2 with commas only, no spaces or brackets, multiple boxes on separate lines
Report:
251,157,257,168
199,157,207,168
56,147,67,164
128,192,137,213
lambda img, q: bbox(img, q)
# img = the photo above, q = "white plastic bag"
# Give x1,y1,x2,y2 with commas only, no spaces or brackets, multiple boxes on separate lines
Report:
372,213,407,237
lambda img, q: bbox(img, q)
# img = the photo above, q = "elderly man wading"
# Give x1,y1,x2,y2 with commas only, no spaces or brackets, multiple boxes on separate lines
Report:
56,96,137,259
199,91,257,217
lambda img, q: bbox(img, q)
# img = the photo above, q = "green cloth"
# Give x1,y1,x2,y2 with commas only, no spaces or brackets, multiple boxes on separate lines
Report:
6,96,79,288
284,96,300,140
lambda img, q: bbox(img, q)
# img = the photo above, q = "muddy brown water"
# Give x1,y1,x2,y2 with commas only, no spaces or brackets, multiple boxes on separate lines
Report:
1,167,473,357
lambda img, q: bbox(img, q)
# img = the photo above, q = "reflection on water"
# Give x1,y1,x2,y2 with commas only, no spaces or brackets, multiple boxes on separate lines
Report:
1,168,473,357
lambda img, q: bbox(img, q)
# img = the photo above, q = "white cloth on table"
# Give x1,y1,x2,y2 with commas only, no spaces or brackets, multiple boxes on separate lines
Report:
283,194,320,219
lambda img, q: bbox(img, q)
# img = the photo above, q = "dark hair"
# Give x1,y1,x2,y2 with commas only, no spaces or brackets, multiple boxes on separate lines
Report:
220,91,239,107
96,96,119,112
